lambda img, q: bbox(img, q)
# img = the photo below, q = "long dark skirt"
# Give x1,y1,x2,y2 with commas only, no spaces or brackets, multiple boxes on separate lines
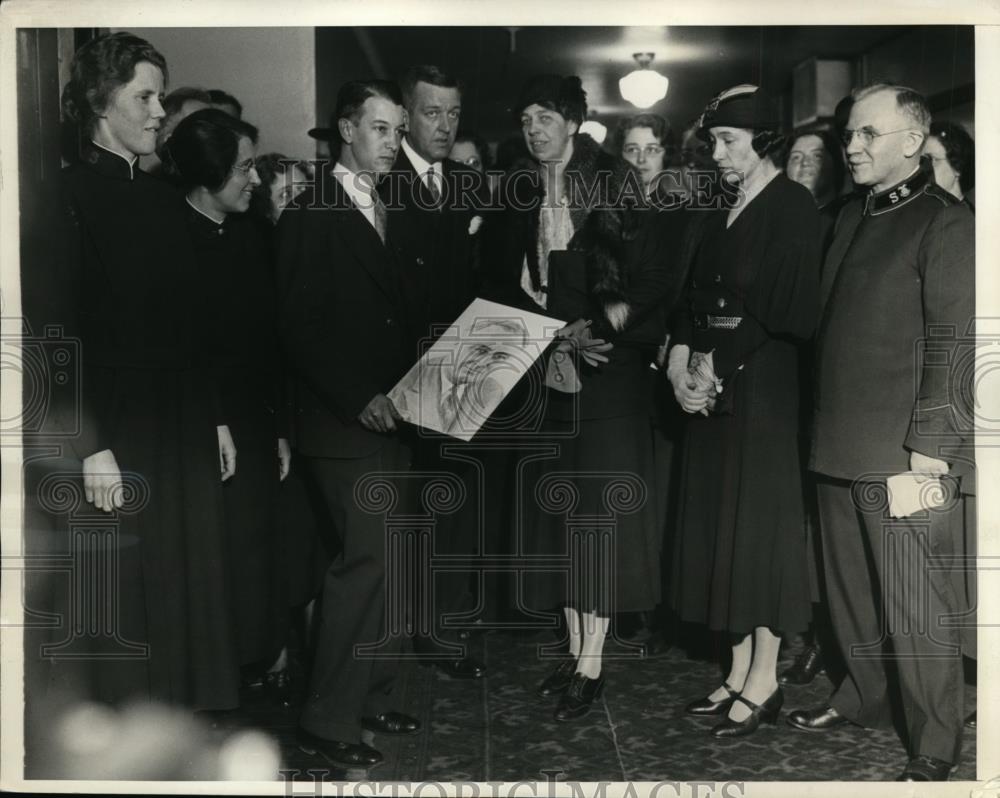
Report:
220,372,284,667
671,341,811,636
519,411,661,617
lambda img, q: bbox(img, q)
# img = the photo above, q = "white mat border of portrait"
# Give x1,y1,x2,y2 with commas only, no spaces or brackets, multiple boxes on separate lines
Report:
0,0,998,794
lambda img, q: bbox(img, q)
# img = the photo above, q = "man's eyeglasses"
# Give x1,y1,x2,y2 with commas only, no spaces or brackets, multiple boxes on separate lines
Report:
623,144,665,158
840,127,923,148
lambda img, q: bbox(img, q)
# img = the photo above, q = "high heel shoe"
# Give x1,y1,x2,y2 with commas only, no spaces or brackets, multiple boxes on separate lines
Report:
710,687,784,738
536,658,578,698
685,682,740,716
553,673,605,721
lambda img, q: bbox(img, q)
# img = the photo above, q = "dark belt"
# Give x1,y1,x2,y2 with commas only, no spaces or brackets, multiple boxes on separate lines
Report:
693,313,743,330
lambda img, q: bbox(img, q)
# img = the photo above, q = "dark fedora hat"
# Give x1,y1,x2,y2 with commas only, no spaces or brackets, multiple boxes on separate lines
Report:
307,116,339,142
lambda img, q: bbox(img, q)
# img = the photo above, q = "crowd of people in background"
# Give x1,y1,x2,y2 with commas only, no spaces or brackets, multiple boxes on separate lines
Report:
32,29,976,783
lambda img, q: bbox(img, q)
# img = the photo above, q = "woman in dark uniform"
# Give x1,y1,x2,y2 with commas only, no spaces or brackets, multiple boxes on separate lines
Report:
667,85,820,737
58,32,240,710
163,109,291,690
487,75,676,721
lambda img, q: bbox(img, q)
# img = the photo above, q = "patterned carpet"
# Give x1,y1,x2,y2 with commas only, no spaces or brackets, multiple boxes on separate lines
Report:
261,627,978,784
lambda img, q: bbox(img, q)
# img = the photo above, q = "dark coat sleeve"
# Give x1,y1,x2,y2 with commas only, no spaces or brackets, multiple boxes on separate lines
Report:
56,183,109,460
713,194,821,378
903,202,976,464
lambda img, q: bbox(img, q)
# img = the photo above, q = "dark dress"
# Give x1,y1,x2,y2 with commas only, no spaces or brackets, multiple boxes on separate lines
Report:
671,173,820,636
184,205,285,667
56,144,240,710
487,139,683,618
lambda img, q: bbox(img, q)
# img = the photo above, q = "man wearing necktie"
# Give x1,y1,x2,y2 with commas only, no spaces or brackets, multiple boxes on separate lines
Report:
383,65,492,680
277,79,420,769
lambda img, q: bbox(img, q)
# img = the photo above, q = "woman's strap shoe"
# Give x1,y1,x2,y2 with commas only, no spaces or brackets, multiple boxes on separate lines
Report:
710,688,784,738
536,658,578,698
685,682,740,716
553,673,605,721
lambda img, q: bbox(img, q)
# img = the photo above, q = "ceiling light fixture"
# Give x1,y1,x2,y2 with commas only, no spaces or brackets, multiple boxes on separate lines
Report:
619,52,669,109
579,120,608,144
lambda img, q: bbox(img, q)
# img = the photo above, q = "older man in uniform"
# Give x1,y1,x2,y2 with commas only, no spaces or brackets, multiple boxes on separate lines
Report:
787,84,976,782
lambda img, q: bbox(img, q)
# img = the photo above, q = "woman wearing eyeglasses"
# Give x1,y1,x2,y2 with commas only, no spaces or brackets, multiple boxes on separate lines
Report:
164,109,293,697
667,85,820,738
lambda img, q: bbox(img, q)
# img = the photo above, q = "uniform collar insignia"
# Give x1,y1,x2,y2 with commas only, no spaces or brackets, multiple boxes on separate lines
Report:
865,165,930,216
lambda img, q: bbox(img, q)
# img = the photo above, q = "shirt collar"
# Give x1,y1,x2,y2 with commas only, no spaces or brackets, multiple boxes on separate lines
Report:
332,161,376,212
864,164,929,216
402,137,439,178
85,140,140,181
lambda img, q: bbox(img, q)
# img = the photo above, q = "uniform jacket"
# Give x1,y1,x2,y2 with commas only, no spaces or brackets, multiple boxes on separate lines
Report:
810,164,976,488
276,167,411,458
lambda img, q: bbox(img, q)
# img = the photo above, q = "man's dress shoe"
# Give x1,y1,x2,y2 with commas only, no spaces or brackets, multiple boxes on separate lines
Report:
778,644,825,686
897,755,953,781
965,711,977,728
361,712,421,735
786,704,850,731
431,656,486,679
296,727,383,767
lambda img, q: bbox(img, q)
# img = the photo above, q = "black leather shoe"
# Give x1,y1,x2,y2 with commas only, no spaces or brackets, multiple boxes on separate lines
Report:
553,673,605,721
786,704,850,732
778,644,825,686
431,656,487,679
361,712,421,735
296,728,383,767
685,682,740,716
263,669,293,708
965,711,977,728
536,659,578,698
897,755,953,781
711,688,783,738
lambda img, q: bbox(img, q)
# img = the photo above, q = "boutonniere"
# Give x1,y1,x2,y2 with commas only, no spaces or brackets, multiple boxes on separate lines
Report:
468,215,483,236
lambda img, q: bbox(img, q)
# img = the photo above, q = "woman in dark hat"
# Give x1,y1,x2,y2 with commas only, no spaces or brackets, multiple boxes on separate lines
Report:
667,84,820,737
57,32,241,710
484,75,677,721
163,109,294,698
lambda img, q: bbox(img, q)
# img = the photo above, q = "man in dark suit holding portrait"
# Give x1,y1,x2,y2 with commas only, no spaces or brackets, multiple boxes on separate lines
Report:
277,79,419,769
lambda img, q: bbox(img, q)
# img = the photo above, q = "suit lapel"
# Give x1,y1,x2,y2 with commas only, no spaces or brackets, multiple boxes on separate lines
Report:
325,172,400,305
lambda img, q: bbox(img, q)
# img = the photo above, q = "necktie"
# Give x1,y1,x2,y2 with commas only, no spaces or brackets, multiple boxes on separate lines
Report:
425,166,441,205
371,188,387,244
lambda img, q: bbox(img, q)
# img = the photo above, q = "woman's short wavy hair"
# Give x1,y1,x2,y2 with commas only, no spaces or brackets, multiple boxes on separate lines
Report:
61,32,168,136
929,121,975,194
616,113,677,159
249,153,314,223
161,108,259,192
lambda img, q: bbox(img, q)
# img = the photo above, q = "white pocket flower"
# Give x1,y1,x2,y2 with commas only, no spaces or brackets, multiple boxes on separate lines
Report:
468,215,483,235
